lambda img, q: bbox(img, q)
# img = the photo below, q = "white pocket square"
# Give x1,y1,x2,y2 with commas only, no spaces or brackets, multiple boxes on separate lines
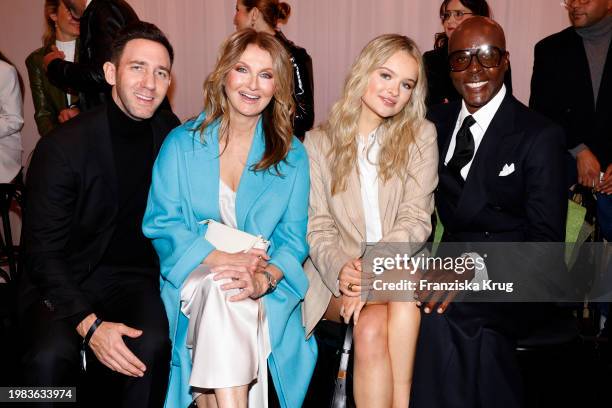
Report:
498,163,515,177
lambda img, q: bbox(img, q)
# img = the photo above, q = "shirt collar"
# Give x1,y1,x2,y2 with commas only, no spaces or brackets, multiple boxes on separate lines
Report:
459,84,506,133
86,0,93,9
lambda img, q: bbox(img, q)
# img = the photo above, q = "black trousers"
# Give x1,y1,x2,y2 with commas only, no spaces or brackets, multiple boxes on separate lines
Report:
19,276,170,408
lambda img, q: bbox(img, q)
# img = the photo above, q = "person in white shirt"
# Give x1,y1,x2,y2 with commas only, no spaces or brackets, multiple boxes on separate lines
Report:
303,34,438,407
26,0,80,136
412,17,568,408
0,53,24,184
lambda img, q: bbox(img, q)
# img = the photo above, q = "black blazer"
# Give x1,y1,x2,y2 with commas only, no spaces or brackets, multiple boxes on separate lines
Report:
46,0,139,111
430,93,567,244
19,104,180,322
530,26,612,168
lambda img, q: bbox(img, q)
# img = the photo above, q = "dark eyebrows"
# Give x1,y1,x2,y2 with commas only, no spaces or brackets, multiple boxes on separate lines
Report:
128,59,171,74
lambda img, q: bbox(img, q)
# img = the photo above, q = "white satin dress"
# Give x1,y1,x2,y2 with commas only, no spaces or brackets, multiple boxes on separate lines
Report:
180,179,272,407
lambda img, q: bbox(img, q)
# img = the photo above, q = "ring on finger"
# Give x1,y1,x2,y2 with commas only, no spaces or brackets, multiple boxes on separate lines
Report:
348,282,355,292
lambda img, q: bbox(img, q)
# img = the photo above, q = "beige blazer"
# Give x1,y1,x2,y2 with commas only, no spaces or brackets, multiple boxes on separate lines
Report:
302,122,439,337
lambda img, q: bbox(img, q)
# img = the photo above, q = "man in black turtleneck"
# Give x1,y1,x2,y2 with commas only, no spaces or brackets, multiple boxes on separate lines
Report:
530,0,612,242
19,22,180,407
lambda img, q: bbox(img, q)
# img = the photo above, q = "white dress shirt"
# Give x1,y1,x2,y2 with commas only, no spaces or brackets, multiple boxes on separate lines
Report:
444,84,507,180
444,85,508,287
357,128,383,243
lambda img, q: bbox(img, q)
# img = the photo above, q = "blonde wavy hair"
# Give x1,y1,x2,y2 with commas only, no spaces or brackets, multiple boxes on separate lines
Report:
198,29,295,173
325,34,428,195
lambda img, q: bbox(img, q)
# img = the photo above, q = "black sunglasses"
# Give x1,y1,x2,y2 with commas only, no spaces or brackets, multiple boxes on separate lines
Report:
448,45,506,72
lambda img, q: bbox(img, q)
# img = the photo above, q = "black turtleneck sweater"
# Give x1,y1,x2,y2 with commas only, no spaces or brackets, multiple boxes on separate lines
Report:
100,99,156,271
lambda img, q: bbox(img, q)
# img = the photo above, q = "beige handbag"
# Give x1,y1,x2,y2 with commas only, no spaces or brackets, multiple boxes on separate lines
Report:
200,219,269,252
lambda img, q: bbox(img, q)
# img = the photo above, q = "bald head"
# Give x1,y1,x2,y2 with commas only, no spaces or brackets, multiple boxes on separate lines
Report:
449,16,506,53
448,16,509,113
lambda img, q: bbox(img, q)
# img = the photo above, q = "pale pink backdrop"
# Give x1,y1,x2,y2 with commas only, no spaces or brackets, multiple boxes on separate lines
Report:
1,0,571,171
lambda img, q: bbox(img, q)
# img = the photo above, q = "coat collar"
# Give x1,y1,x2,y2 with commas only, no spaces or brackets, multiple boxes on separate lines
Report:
188,115,275,232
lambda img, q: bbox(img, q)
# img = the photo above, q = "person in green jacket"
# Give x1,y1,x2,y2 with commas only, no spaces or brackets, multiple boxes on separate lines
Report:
26,0,80,136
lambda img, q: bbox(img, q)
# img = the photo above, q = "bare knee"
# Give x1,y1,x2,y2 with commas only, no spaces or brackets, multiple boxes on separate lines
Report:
353,307,388,361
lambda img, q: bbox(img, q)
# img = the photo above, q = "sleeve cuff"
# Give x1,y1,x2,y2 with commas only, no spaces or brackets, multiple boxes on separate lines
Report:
462,252,489,292
569,143,588,158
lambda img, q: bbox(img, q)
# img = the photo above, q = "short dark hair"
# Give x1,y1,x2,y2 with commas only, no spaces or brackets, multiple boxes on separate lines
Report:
111,21,174,65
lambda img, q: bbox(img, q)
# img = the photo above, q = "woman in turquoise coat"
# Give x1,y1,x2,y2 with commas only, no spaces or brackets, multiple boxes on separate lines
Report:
143,29,316,408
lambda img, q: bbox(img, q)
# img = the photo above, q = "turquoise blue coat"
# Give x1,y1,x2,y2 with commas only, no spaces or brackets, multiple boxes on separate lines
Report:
143,113,317,408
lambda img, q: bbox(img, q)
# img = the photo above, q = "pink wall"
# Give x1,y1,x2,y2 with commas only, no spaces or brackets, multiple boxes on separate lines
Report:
1,0,571,170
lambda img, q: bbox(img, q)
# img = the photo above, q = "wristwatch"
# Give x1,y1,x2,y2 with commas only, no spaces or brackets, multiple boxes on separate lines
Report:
262,271,278,296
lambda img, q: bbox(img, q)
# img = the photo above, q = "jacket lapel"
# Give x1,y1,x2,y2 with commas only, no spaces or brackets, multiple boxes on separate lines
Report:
92,105,118,200
596,38,612,114
453,94,516,225
341,164,366,241
236,119,275,231
184,119,221,222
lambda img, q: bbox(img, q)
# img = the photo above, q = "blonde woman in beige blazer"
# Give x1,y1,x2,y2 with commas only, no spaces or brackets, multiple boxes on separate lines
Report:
303,34,438,408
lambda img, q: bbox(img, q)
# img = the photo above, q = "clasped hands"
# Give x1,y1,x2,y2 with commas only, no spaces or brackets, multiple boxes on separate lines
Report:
203,249,271,301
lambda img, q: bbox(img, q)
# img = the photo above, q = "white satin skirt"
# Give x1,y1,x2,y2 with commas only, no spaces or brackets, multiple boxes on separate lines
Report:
181,264,271,407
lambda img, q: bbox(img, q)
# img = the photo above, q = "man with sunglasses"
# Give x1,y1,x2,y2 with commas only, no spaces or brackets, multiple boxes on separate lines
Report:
530,0,612,243
42,0,139,112
412,17,568,408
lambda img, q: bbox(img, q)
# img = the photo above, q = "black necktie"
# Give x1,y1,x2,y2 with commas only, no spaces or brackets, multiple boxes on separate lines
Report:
447,115,476,180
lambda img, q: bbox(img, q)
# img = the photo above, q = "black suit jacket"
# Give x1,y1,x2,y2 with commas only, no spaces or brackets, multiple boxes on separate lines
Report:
432,93,567,245
46,0,139,111
19,104,179,323
530,26,612,168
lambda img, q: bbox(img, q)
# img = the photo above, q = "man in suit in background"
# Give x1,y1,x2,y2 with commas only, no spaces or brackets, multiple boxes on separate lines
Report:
530,0,611,241
411,17,568,408
43,0,139,111
19,22,180,407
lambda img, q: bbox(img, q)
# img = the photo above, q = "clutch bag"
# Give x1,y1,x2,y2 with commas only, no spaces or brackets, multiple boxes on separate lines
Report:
200,219,269,252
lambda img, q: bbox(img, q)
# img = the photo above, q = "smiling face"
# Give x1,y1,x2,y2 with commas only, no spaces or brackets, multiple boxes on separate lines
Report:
449,17,508,114
51,1,80,40
224,43,276,120
103,38,172,121
360,50,418,126
567,0,612,28
442,0,475,38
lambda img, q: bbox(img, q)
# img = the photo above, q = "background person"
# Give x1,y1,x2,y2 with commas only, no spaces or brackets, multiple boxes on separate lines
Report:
143,29,316,408
233,0,314,140
43,0,139,111
0,51,24,184
303,34,437,407
26,0,80,137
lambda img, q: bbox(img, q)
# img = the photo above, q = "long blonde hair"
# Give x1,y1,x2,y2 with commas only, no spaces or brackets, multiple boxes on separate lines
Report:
199,29,295,173
325,34,428,195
